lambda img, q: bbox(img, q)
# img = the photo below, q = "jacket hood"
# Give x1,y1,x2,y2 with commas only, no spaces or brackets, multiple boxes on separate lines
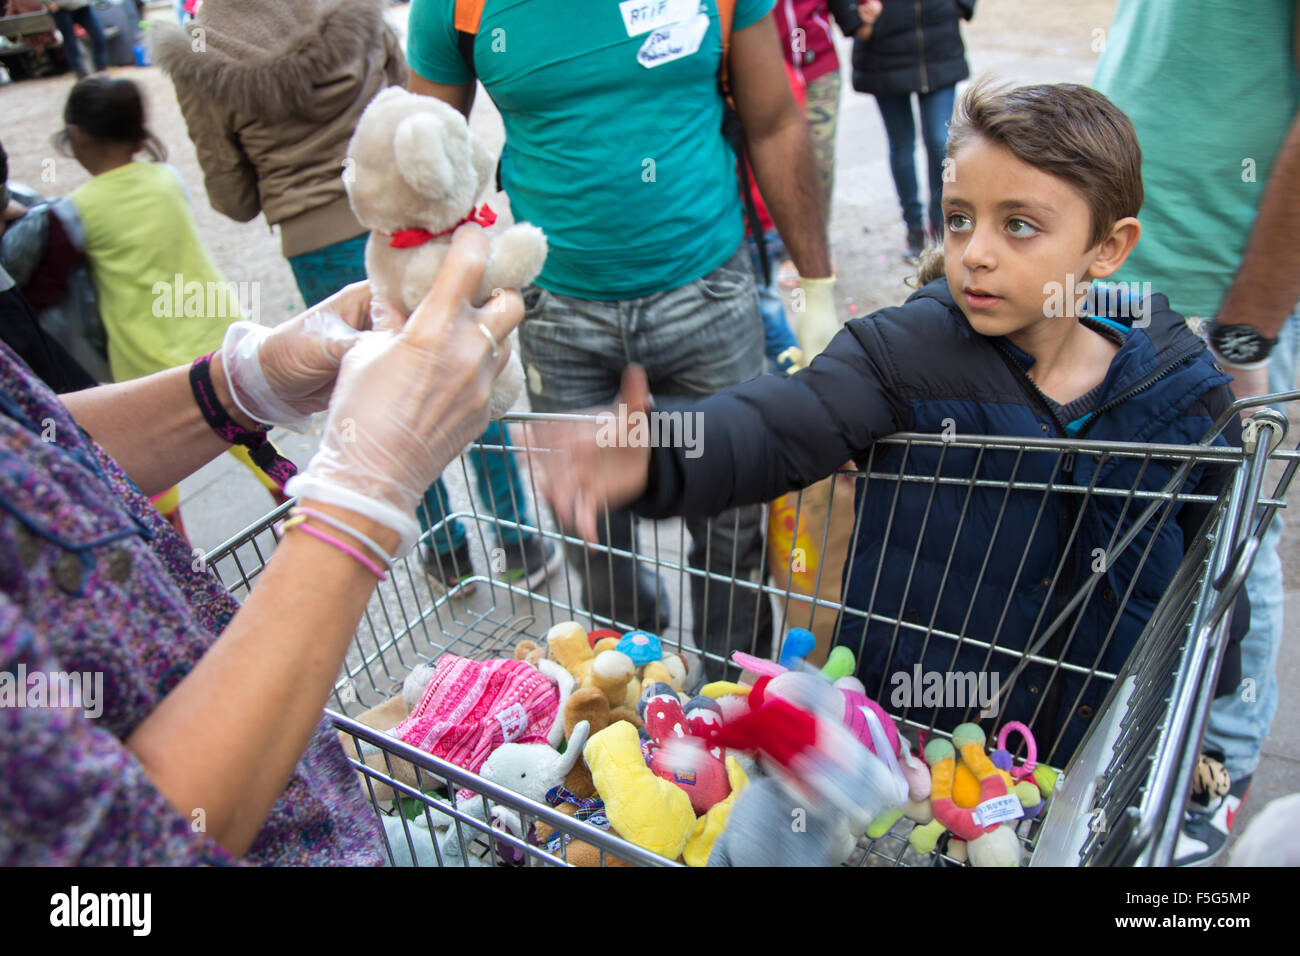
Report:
151,0,389,121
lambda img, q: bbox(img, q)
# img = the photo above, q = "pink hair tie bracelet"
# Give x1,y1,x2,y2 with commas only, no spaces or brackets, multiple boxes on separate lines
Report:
290,506,394,568
282,513,388,581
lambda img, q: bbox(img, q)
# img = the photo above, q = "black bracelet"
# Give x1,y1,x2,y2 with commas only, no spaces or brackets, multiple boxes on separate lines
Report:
189,352,298,490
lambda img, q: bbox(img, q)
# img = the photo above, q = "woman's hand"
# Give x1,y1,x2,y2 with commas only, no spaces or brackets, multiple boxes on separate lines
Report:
856,0,883,39
219,281,383,431
525,364,654,544
285,227,523,554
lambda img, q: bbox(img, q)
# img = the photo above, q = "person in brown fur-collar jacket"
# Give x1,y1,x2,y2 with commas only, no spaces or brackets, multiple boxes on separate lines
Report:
151,0,407,304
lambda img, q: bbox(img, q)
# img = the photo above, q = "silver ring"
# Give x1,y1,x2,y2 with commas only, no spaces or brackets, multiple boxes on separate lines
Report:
476,321,502,360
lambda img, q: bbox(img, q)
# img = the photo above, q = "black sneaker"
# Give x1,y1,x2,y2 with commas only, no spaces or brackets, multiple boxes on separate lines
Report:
1173,756,1249,866
501,535,562,590
420,541,478,597
905,227,927,262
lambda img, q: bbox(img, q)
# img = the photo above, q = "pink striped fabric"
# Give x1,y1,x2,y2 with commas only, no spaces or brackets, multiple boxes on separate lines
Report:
394,656,559,773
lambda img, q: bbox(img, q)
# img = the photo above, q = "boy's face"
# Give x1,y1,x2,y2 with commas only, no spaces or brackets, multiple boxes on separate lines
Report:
942,136,1111,347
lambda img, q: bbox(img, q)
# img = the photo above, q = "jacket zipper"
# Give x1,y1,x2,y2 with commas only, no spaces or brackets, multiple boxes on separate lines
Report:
989,340,1076,744
916,0,929,93
991,342,1071,436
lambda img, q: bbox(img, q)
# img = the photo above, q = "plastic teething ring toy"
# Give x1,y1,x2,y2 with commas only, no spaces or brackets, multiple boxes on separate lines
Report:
996,721,1037,779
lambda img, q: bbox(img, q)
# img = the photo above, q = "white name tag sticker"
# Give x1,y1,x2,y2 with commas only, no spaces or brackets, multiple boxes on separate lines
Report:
637,12,710,69
620,0,698,37
972,793,1024,828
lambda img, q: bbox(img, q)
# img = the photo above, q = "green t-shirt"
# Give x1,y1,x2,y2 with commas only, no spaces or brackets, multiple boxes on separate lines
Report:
408,0,774,300
1093,0,1300,319
72,162,242,383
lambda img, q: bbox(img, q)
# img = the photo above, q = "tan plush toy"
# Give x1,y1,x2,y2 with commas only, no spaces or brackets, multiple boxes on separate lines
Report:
343,86,548,417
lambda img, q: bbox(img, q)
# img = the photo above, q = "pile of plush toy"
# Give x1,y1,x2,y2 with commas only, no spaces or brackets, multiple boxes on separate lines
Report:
346,623,1060,867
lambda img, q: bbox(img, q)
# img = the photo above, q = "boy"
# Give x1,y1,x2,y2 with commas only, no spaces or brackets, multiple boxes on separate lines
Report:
528,80,1244,768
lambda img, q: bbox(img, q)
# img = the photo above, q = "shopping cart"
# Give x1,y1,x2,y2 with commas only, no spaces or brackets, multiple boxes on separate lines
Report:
205,396,1299,867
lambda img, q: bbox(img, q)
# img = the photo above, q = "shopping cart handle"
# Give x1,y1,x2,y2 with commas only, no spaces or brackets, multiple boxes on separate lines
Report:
1211,534,1259,594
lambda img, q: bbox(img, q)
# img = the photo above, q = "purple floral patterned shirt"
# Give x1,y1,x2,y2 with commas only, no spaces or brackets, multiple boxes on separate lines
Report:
0,343,384,865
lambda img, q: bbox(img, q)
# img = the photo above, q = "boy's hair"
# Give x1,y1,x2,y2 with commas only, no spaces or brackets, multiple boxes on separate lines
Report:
946,77,1143,249
55,77,167,162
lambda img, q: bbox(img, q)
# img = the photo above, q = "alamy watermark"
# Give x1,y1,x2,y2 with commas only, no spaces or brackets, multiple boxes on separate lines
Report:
1044,275,1152,328
152,274,260,323
50,886,150,936
0,665,102,719
889,664,1000,718
595,403,703,459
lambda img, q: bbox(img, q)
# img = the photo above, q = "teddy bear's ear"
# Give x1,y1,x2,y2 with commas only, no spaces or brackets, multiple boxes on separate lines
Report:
393,113,454,199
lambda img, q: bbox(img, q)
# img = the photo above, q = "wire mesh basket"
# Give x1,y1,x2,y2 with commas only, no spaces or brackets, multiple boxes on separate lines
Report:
205,396,1298,867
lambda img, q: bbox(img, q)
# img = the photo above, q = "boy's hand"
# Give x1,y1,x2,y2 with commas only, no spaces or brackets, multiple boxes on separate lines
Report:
856,1,883,40
525,365,654,544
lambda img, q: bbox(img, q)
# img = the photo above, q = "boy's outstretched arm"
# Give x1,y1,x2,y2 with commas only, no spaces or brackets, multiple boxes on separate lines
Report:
527,323,904,539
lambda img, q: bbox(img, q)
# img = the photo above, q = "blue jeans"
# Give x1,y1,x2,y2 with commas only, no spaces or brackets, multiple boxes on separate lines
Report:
874,86,957,235
286,235,533,556
518,245,772,679
52,5,109,75
1203,310,1300,781
745,230,799,374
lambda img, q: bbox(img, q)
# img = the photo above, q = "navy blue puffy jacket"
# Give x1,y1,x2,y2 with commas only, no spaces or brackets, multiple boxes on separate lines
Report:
635,278,1243,765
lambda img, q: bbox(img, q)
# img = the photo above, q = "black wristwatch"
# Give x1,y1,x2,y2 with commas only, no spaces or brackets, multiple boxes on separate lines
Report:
1207,322,1277,367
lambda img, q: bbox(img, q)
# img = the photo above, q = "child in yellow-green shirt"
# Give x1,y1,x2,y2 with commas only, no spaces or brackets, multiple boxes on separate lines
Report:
62,77,284,534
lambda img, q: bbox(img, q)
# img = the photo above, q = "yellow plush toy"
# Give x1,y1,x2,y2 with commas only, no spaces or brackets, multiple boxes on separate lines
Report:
584,720,696,860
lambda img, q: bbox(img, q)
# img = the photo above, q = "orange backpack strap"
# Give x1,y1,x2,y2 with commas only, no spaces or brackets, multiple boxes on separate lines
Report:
454,0,487,34
718,0,738,96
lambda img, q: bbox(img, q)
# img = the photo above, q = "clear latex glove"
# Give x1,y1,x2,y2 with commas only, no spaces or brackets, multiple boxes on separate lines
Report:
1209,345,1271,420
221,282,381,432
285,229,523,555
795,276,841,363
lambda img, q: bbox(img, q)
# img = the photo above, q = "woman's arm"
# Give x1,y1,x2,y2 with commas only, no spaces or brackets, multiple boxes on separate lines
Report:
126,500,400,856
61,352,256,497
125,229,521,857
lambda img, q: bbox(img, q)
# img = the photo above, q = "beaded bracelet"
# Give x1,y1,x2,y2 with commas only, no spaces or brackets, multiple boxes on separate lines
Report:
282,514,387,580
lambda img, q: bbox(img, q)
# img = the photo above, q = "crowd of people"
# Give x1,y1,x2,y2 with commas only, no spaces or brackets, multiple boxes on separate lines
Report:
0,0,1294,867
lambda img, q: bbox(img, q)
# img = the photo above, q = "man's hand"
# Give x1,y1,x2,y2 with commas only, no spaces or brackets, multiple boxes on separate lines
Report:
856,1,883,40
525,365,654,544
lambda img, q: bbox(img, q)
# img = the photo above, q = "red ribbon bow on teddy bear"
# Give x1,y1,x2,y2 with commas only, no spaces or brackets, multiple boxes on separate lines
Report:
388,202,499,249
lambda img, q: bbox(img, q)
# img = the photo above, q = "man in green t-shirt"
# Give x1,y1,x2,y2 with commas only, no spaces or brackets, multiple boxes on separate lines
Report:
1095,0,1300,866
407,0,838,675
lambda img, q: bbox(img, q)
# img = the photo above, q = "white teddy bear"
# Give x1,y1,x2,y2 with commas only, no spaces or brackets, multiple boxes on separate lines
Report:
343,86,548,417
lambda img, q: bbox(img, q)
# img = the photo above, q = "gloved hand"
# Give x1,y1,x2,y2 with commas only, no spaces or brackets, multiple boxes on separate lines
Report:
221,282,381,432
795,276,842,363
285,228,523,555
